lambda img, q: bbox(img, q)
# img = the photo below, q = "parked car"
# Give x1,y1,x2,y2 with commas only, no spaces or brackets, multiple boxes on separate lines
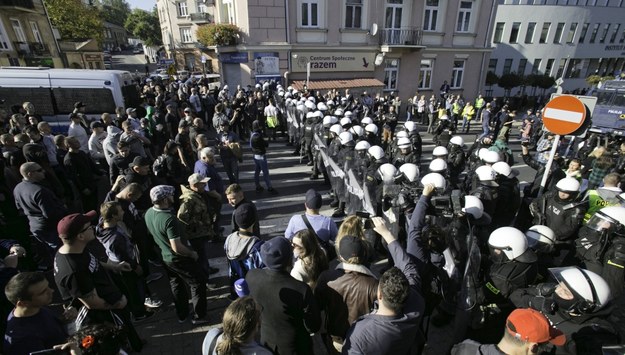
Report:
149,69,169,81
132,46,144,54
174,70,189,81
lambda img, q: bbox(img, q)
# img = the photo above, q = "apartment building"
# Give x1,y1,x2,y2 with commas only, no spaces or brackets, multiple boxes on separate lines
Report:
489,0,625,96
158,0,498,100
0,0,63,68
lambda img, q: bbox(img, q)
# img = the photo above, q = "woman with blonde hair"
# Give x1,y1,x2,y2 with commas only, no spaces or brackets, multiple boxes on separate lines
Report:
290,229,329,288
202,296,271,355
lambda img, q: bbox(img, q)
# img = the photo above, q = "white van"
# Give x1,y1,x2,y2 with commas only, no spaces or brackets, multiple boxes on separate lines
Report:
0,67,141,133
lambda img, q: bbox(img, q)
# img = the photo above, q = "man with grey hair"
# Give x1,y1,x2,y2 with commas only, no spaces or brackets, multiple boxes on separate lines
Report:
13,162,67,252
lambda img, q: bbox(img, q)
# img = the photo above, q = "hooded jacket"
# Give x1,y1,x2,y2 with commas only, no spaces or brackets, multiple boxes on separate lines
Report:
177,184,212,240
103,126,122,166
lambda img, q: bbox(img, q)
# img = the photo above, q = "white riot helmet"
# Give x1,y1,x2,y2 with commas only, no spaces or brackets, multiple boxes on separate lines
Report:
549,267,612,313
304,100,315,110
365,124,379,135
368,145,385,160
450,136,465,146
404,121,417,132
618,192,625,206
421,173,446,190
525,225,556,249
307,96,316,103
334,108,344,117
317,102,328,111
396,131,408,139
462,195,484,219
478,148,489,161
329,124,342,136
429,158,447,173
377,163,398,183
586,206,625,235
483,150,500,164
556,177,580,194
305,112,315,119
432,146,448,157
340,117,351,128
397,137,412,149
399,163,420,183
322,116,333,126
475,165,499,187
492,161,519,178
339,131,354,146
326,100,335,107
355,140,371,151
344,111,353,118
314,110,323,118
361,117,373,125
488,227,537,262
350,125,364,138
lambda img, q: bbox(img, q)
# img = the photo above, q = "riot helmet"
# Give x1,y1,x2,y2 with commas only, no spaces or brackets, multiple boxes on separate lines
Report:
421,173,446,190
429,158,447,173
549,267,611,313
450,136,464,147
377,163,398,183
368,145,385,161
398,163,420,183
432,146,448,158
525,225,556,252
488,227,537,263
586,206,625,236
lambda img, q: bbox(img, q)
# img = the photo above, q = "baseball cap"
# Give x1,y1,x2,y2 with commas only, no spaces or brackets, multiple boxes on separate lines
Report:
260,237,292,270
188,173,210,185
506,308,565,346
305,189,322,209
149,185,175,203
90,121,104,129
338,236,368,264
129,156,151,168
126,108,136,114
57,210,97,240
234,278,250,297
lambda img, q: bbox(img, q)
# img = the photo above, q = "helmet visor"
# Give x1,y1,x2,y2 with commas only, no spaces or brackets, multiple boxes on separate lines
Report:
585,212,616,233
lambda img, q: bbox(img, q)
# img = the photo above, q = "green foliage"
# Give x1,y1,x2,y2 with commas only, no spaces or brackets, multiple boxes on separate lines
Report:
44,0,103,43
485,71,499,86
586,74,615,86
95,0,131,27
196,23,241,46
124,7,162,47
497,73,523,90
535,74,556,89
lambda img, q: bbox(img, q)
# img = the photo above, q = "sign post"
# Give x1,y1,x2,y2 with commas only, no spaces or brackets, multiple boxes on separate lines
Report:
538,95,589,196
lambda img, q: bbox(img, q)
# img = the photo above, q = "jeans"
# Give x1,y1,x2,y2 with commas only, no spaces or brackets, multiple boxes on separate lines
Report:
254,154,272,189
222,157,239,184
164,257,207,320
461,116,472,132
478,123,491,140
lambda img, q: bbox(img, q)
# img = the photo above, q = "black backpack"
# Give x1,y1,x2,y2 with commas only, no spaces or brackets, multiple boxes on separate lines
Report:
152,155,168,178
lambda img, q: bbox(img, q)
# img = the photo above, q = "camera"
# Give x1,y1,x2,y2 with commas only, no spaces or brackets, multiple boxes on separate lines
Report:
430,189,464,217
356,211,374,229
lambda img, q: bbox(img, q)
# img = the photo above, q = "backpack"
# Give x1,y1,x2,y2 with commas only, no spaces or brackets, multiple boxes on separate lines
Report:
228,238,265,281
228,142,243,160
152,155,168,178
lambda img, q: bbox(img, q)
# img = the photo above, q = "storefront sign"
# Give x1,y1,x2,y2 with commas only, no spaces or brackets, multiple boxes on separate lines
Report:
254,52,280,75
291,52,376,73
219,52,248,64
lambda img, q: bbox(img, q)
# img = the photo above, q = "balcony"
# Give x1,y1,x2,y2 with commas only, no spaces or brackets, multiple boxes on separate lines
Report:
13,41,51,57
0,0,35,9
378,28,423,47
190,12,213,23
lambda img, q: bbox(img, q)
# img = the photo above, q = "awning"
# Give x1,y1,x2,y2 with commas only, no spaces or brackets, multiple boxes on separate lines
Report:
291,78,385,91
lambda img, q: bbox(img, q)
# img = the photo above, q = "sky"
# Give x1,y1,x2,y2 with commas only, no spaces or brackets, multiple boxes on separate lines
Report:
126,0,156,11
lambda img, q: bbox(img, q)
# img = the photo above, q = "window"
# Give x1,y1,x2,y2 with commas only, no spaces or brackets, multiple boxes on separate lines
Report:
10,19,27,43
525,22,536,43
494,22,505,43
177,2,188,17
556,58,567,77
566,59,582,78
503,59,513,74
451,60,465,88
221,0,235,24
621,27,625,43
553,22,565,43
423,0,439,32
545,58,555,76
567,23,577,43
0,21,10,50
610,24,621,43
599,23,610,43
30,21,42,44
301,1,319,27
510,22,521,43
345,0,363,29
517,59,528,75
589,23,600,42
488,58,498,73
180,27,192,43
578,23,589,43
532,59,542,74
384,59,399,90
198,2,208,13
539,22,551,43
456,1,472,32
418,59,433,89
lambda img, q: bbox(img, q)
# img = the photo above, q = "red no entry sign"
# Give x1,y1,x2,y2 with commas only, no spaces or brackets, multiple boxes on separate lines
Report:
542,95,587,135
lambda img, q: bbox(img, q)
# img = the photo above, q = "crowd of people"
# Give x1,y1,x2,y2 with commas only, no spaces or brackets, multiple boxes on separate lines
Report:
2,73,625,355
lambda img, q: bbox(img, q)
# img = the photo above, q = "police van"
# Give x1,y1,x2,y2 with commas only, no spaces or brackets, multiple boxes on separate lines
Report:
0,67,141,133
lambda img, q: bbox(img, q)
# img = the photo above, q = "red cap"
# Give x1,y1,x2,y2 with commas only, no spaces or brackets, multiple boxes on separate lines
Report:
506,308,566,346
57,211,97,239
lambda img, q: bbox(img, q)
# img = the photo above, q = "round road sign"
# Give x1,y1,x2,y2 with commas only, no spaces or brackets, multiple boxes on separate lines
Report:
542,95,587,135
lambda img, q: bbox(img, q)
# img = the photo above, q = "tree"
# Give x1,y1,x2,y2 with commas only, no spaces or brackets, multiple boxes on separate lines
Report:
125,8,162,47
535,74,556,95
196,23,241,46
95,0,131,28
44,0,103,43
497,73,523,97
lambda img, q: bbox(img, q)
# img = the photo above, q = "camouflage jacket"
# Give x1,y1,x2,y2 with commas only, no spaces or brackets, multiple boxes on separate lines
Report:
177,185,213,240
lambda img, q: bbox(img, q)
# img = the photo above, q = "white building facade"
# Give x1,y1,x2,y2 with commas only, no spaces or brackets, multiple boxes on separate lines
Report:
157,0,499,102
489,0,625,96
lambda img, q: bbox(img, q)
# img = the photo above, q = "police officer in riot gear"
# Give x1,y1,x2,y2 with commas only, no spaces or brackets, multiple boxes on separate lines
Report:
491,161,521,229
301,111,319,166
526,225,557,282
392,137,420,169
332,131,356,217
403,121,422,163
447,136,466,189
471,165,499,221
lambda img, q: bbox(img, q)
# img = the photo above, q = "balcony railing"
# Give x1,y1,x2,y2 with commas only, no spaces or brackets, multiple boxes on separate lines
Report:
379,28,423,46
0,0,35,9
190,12,213,23
13,41,51,57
